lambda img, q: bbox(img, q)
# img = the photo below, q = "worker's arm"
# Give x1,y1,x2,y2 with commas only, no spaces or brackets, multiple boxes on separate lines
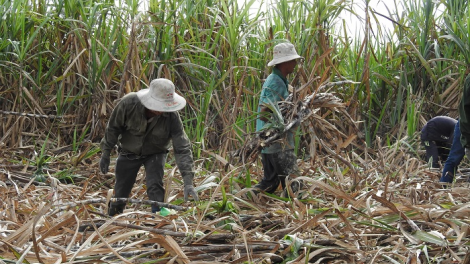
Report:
259,105,272,122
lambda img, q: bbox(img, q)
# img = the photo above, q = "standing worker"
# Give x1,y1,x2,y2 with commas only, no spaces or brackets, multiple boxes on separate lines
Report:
254,42,303,194
100,78,199,216
421,116,457,170
458,72,470,182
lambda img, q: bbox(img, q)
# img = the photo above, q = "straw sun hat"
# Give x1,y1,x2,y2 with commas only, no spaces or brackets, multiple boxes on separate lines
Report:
267,42,303,67
137,78,186,112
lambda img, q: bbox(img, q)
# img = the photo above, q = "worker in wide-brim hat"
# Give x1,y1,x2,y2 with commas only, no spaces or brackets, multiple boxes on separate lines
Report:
254,42,303,196
100,78,199,216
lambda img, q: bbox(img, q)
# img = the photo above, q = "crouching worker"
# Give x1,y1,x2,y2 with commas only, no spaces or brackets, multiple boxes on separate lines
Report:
421,116,457,170
99,78,199,216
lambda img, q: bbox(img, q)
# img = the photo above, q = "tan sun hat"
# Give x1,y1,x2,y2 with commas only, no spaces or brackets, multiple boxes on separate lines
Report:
136,78,186,112
267,42,303,67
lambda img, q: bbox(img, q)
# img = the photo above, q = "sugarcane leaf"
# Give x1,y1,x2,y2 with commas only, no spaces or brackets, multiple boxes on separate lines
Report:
412,230,447,246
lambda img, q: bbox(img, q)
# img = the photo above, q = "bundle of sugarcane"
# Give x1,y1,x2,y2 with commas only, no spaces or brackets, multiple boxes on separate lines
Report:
231,81,360,164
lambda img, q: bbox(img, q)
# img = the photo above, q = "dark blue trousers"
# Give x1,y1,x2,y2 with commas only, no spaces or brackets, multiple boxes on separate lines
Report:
440,120,465,183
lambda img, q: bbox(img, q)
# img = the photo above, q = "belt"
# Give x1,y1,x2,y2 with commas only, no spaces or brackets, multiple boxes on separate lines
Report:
120,151,148,160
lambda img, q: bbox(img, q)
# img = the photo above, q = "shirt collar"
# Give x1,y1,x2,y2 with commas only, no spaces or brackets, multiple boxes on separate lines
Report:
272,67,288,85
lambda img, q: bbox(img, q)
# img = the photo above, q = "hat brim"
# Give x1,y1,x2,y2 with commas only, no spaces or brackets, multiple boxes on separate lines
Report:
267,55,303,67
137,89,186,112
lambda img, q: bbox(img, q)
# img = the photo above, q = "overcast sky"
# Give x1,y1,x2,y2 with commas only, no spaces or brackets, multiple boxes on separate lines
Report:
344,0,402,38
245,0,401,38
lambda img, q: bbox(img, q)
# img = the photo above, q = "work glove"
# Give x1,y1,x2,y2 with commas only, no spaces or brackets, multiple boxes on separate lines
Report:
288,84,294,93
466,148,470,160
184,185,199,202
99,151,110,174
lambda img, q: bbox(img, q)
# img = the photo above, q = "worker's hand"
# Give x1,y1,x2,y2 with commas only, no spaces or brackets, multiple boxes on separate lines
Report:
184,185,199,202
99,153,110,174
259,106,272,122
466,148,470,159
288,84,294,93
259,111,270,122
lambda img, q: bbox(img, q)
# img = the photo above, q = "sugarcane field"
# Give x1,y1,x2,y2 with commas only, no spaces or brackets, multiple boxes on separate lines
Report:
1,0,470,263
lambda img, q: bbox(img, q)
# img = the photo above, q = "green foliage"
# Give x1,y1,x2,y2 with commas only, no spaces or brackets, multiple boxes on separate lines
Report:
442,7,470,67
281,234,304,262
1,0,470,163
210,185,238,213
54,169,85,184
412,230,447,246
32,135,52,182
244,168,252,188
259,102,286,132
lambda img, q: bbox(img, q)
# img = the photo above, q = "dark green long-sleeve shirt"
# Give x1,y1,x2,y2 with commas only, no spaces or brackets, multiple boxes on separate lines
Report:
100,93,195,185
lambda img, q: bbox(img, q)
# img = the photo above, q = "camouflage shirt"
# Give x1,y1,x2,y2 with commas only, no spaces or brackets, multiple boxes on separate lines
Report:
460,74,470,148
100,93,194,185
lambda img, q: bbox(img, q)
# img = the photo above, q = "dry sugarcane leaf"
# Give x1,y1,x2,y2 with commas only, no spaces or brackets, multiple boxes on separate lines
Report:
202,149,236,171
300,247,351,263
372,194,421,232
340,134,357,149
153,234,191,264
4,202,51,247
35,211,76,244
297,177,356,204
288,209,331,235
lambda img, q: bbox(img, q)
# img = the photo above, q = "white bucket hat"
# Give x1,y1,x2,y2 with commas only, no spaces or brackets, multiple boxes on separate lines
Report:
267,42,303,67
136,78,186,112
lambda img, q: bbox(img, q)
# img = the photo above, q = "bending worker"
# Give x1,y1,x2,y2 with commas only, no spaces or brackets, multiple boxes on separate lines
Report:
421,116,457,170
99,78,199,216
